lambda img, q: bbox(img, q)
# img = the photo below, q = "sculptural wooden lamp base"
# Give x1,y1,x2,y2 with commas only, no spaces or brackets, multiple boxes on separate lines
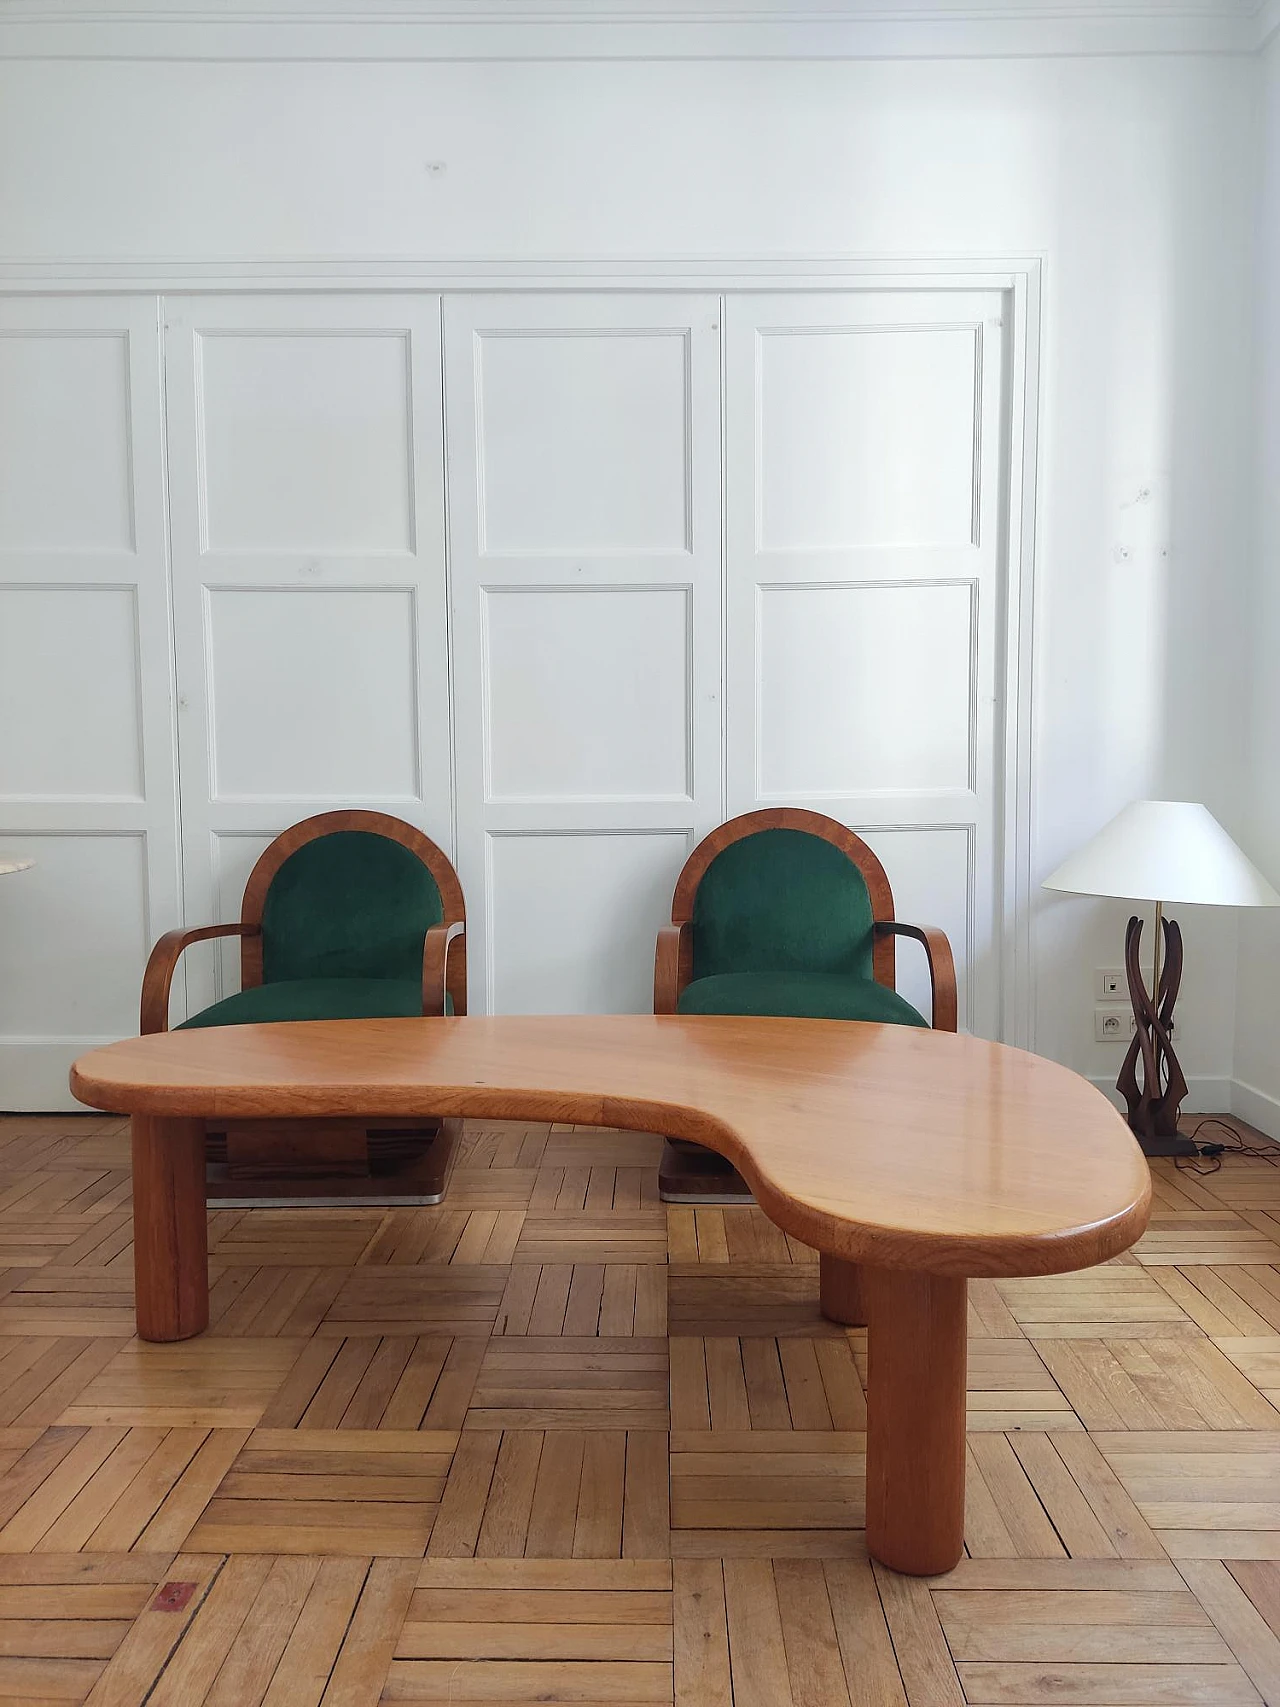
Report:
1044,800,1280,1164
1119,907,1197,1159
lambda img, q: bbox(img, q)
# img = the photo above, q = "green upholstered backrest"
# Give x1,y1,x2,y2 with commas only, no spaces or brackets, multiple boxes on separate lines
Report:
260,830,443,985
690,828,874,981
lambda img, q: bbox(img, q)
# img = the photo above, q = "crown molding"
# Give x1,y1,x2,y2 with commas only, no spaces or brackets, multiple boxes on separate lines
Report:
0,252,1042,294
0,0,1272,58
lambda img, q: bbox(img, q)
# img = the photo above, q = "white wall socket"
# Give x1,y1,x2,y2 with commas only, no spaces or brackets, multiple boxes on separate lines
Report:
1095,1006,1176,1043
1096,968,1125,998
1095,1007,1128,1042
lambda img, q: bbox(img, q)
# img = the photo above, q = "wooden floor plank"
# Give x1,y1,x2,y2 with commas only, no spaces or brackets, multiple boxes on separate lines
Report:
319,1557,417,1707
145,1553,275,1706
6,1115,1280,1707
80,1552,224,1707
622,1430,670,1560
260,1557,370,1707
573,1430,625,1559
1048,1429,1169,1560
673,1558,731,1707
1179,1558,1280,1706
822,1558,907,1707
873,1562,965,1706
424,1430,499,1559
1009,1432,1119,1559
722,1559,794,1707
773,1558,852,1707
956,1659,1262,1703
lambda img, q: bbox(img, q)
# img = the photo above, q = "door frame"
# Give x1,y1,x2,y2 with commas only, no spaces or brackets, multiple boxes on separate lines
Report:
1,256,1043,1049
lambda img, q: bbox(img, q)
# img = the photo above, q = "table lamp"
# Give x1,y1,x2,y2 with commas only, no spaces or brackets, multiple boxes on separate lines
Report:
1043,800,1280,1158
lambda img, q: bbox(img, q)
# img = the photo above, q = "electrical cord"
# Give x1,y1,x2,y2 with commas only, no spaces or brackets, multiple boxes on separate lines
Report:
1173,1116,1280,1175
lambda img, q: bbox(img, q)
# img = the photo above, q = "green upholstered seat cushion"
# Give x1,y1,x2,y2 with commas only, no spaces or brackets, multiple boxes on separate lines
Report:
261,831,443,985
177,977,452,1029
691,829,875,981
676,971,927,1027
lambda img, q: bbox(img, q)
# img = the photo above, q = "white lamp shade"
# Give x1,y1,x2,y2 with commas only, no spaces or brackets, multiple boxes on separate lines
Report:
1043,800,1280,909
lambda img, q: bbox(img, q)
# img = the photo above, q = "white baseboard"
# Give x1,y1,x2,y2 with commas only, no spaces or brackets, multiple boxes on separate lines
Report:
1086,1074,1234,1116
1229,1078,1280,1143
1087,1073,1280,1145
0,1040,124,1114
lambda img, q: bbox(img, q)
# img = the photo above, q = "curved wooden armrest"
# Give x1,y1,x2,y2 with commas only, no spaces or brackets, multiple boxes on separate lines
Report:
140,924,260,1035
875,922,958,1033
423,921,466,1017
655,922,692,1015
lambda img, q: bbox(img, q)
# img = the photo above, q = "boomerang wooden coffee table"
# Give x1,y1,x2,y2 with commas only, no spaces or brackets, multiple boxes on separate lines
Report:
70,1014,1150,1577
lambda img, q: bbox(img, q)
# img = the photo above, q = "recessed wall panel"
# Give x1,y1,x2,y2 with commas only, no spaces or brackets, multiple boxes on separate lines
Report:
0,834,148,1036
861,825,971,1028
758,582,974,795
477,331,690,553
758,326,979,550
198,332,413,552
206,832,275,1004
0,587,143,799
0,333,133,551
212,833,275,922
489,831,688,1014
484,587,690,800
207,587,418,800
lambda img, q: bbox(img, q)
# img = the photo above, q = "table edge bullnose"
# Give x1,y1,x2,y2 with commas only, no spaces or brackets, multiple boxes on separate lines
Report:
69,1018,1152,1281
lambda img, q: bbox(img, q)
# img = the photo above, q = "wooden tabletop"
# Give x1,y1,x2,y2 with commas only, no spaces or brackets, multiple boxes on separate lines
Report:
71,1014,1150,1279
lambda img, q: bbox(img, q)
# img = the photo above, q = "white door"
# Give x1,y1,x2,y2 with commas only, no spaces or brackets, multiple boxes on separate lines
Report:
0,296,180,1107
443,294,723,1015
164,294,450,1018
725,292,1009,1035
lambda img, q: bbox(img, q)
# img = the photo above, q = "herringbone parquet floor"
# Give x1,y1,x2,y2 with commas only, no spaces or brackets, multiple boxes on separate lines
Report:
2,1112,1280,1704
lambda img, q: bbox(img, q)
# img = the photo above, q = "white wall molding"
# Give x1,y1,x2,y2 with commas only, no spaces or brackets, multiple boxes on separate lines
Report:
1087,1073,1280,1141
0,1041,127,1114
1087,1074,1237,1115
0,256,1036,294
0,0,1271,59
1230,1076,1280,1139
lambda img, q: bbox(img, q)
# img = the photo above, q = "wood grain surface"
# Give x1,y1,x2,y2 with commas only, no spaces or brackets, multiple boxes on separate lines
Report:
72,1015,1150,1280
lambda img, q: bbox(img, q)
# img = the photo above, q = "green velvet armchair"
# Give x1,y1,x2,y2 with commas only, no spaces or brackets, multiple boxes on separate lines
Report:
654,807,956,1201
141,810,466,1035
139,810,466,1200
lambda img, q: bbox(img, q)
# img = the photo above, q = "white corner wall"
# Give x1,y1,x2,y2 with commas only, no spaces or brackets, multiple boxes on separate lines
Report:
0,48,1262,1103
1234,30,1280,1134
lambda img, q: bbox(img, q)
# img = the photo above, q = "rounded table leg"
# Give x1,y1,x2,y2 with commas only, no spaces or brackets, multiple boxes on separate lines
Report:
863,1266,967,1576
819,1254,867,1326
131,1115,209,1342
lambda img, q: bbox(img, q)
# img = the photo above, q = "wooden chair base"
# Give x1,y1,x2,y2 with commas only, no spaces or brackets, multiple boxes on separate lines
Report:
204,1117,460,1206
657,1138,753,1204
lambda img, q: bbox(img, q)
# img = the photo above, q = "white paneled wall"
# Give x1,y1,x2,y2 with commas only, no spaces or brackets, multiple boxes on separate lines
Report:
725,292,1008,1036
0,285,1022,1107
162,295,451,1019
0,298,180,1107
443,294,726,1016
